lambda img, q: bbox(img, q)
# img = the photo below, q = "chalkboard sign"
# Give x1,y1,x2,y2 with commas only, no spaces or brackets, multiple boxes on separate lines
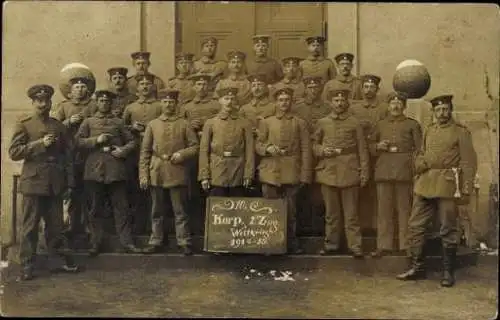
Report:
204,197,287,254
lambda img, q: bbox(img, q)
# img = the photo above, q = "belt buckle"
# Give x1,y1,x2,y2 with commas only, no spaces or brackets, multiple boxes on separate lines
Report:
161,154,170,160
223,151,232,157
389,146,398,153
334,148,342,155
102,146,111,153
280,149,287,156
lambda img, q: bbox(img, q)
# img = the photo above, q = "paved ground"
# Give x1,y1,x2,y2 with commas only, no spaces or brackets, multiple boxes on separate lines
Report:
1,254,497,318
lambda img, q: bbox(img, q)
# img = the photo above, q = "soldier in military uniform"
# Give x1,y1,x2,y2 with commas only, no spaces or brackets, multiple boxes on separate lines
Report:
321,53,363,101
9,85,81,281
369,92,422,258
199,87,255,197
299,36,336,84
239,74,276,197
76,90,143,255
106,67,138,118
312,89,368,258
246,35,284,85
397,95,477,287
51,76,97,238
213,51,252,106
193,37,228,95
256,87,312,254
139,90,199,255
166,53,196,107
127,51,166,97
349,74,389,233
123,74,163,235
270,57,305,102
292,76,332,235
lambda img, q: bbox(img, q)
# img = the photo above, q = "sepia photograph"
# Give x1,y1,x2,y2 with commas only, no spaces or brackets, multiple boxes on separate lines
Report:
0,1,498,318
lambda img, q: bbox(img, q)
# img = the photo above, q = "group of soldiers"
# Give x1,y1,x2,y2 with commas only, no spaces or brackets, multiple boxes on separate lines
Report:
9,35,477,288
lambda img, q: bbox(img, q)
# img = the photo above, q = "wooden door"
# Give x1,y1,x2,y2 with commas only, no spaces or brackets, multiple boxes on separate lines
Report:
178,2,256,61
255,3,326,59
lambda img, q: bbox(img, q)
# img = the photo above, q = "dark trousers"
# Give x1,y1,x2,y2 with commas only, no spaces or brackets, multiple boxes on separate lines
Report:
407,195,459,257
376,182,413,250
86,181,134,247
209,186,246,197
149,186,192,247
128,166,151,235
321,185,362,251
261,183,300,248
66,163,88,234
19,194,70,267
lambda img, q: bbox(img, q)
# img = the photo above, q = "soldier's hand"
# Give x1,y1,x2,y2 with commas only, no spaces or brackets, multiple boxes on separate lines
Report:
139,177,150,190
170,152,182,164
360,176,369,187
376,140,389,151
190,120,202,131
201,179,211,191
97,133,111,144
323,147,335,157
243,178,252,189
42,134,57,147
266,145,280,156
132,121,145,132
69,114,83,124
110,146,125,158
63,187,74,201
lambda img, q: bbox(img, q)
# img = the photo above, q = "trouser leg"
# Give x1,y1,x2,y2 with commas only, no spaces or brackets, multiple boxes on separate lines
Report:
395,182,413,251
341,186,362,252
321,185,342,250
376,182,395,251
86,181,106,248
148,186,165,246
170,186,192,247
19,195,42,268
109,182,134,247
284,185,300,249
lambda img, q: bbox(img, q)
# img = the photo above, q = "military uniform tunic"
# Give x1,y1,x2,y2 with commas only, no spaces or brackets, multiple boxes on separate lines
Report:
300,56,337,84
246,57,284,85
407,119,477,254
76,112,137,247
9,114,75,266
239,97,276,131
139,114,199,247
292,97,332,134
213,75,252,106
312,112,369,251
198,113,255,188
127,73,166,97
193,57,228,94
369,115,423,250
108,88,138,118
322,75,363,101
166,75,196,106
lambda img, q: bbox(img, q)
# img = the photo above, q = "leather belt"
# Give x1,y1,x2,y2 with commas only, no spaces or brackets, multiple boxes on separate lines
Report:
153,151,172,161
212,150,242,158
325,146,357,156
383,145,413,153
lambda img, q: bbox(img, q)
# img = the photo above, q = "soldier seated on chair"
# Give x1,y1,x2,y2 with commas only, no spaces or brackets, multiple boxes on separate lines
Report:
9,84,82,281
139,90,199,255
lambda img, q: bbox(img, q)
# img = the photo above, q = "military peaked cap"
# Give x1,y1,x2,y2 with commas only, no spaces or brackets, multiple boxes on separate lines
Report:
27,84,54,100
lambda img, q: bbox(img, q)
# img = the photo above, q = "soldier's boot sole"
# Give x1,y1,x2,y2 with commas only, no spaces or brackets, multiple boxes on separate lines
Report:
396,268,427,281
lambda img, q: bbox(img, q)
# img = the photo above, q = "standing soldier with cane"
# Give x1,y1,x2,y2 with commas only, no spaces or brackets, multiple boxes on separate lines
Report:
9,85,81,281
397,94,477,287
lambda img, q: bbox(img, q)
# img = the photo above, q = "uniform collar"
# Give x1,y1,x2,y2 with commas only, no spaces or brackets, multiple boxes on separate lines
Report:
306,55,324,62
159,114,180,121
282,77,300,85
329,111,349,120
193,95,211,103
436,118,455,128
251,97,270,107
361,97,380,108
253,56,269,63
228,74,246,81
94,111,112,118
387,114,406,122
218,112,239,120
304,96,321,105
275,111,293,119
176,73,189,80
70,96,92,105
137,96,157,104
336,74,354,83
108,87,130,97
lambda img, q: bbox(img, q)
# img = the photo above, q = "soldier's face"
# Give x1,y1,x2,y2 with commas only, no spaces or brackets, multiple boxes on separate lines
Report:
32,98,52,115
161,98,177,115
97,96,112,113
137,80,153,96
228,58,243,73
194,80,209,96
305,85,321,98
253,42,268,57
111,74,127,90
331,96,349,113
388,99,406,117
71,83,88,99
283,64,299,78
251,81,267,98
177,60,193,74
308,42,322,55
219,95,236,112
201,42,217,57
433,104,452,124
362,82,379,99
276,93,292,112
338,61,353,76
134,59,150,74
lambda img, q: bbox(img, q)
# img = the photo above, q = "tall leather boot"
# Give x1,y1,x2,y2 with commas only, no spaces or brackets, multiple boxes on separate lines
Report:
440,247,456,287
396,250,426,281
